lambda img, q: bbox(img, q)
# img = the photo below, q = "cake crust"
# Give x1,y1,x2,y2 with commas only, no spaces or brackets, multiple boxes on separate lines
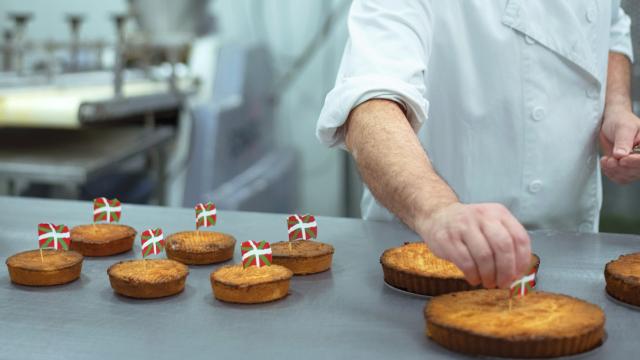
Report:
271,240,334,275
70,224,136,256
425,289,605,358
605,252,640,307
107,259,189,299
6,249,83,286
165,230,236,265
381,242,540,296
210,264,293,304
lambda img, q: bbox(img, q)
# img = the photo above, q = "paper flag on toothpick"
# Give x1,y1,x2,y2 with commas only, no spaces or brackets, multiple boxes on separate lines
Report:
510,262,538,298
141,228,165,258
195,202,217,229
241,240,272,268
93,197,122,223
287,214,317,241
38,223,71,250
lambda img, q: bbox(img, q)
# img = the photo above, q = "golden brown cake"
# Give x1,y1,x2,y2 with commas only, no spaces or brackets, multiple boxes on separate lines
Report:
381,242,540,296
70,224,136,256
425,289,605,358
210,264,293,304
6,249,83,286
271,240,334,275
107,259,189,299
605,252,640,306
165,230,236,265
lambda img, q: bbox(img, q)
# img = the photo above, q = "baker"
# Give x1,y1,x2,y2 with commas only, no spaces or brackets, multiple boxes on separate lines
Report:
317,1,638,289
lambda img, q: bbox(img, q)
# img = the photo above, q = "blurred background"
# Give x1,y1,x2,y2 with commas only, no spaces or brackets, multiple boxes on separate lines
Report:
0,0,638,233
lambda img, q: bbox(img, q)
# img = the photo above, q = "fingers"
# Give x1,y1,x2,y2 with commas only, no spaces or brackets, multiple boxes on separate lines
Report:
448,235,481,286
481,221,516,289
500,216,532,276
602,155,640,184
612,123,638,158
461,227,497,289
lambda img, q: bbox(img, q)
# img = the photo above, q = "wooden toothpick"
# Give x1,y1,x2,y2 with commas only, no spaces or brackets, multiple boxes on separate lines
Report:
39,248,44,263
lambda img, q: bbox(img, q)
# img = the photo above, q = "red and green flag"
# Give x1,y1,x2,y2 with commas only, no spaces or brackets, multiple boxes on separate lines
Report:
510,263,538,298
93,197,122,223
195,202,216,229
141,228,165,258
287,214,317,241
241,240,272,268
38,223,71,250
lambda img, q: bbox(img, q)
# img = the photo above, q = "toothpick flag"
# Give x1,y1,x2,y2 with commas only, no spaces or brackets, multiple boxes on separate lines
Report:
38,223,71,250
141,228,165,258
93,197,122,223
241,240,272,268
195,202,217,229
510,263,538,298
287,214,317,241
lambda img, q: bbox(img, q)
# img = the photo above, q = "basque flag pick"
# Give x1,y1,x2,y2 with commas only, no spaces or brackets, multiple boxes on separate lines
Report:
287,214,317,241
93,197,122,223
141,228,165,258
510,262,539,298
241,240,272,268
38,223,71,250
195,202,217,229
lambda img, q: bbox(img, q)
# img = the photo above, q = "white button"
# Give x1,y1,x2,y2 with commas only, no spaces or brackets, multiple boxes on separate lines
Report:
524,35,535,45
586,7,597,23
528,180,542,193
579,222,592,232
531,106,546,121
586,87,599,99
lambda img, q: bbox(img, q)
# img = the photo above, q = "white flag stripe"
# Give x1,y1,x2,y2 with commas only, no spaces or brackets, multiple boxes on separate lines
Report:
510,272,536,296
242,241,271,267
94,197,121,222
142,233,164,251
288,215,317,240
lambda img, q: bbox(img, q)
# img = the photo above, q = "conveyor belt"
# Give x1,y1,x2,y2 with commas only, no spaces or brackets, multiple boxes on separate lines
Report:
0,196,638,359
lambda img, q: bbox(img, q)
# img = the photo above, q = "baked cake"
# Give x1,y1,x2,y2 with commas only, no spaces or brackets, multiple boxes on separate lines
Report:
271,240,334,275
107,259,189,299
70,224,136,256
605,252,640,306
210,264,293,304
165,231,235,265
381,242,540,296
6,249,83,286
425,289,605,358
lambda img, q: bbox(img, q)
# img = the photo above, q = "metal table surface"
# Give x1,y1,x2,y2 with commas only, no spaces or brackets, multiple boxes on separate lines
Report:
1,196,639,360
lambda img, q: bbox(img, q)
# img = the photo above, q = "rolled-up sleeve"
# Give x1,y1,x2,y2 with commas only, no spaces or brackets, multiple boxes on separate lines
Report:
610,2,633,62
316,0,432,147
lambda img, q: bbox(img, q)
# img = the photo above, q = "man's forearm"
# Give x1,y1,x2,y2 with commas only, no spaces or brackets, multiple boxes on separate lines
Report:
343,99,458,230
604,52,632,115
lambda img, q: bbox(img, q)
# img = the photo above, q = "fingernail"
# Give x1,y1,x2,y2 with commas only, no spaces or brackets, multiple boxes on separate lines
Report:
615,148,628,156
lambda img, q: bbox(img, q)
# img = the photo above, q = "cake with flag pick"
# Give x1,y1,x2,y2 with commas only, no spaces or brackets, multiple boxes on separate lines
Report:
211,240,293,303
70,198,136,256
165,202,236,265
380,242,540,296
108,228,189,298
605,252,640,307
6,223,83,286
271,214,334,275
424,289,605,358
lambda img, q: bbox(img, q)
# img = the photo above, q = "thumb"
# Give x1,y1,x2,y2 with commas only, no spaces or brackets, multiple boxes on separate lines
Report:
612,123,637,158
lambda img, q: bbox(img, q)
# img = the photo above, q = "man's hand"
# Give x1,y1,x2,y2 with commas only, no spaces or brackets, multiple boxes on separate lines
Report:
600,109,640,184
415,203,532,289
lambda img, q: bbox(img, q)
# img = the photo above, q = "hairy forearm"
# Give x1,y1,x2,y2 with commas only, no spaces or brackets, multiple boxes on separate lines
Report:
604,52,632,116
343,99,458,230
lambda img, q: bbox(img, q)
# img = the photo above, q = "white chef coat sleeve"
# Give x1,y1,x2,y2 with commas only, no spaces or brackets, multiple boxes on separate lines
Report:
609,3,634,62
316,0,432,148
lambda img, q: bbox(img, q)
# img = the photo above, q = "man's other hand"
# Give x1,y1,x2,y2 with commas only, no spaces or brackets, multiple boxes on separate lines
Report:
600,109,640,184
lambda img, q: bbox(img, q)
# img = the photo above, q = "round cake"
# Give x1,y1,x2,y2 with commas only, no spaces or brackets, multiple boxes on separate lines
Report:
271,240,334,275
165,230,236,265
107,259,189,299
6,249,83,286
210,264,293,304
605,252,640,306
425,289,605,358
70,224,136,256
381,242,540,296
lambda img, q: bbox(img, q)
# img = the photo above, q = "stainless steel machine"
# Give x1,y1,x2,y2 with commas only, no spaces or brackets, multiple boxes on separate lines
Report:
0,0,297,212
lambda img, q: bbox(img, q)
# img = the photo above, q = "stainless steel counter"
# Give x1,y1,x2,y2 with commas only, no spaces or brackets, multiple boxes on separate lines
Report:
1,196,639,359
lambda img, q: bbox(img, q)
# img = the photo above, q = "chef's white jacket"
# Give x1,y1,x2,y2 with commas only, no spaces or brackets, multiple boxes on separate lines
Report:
316,0,633,232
